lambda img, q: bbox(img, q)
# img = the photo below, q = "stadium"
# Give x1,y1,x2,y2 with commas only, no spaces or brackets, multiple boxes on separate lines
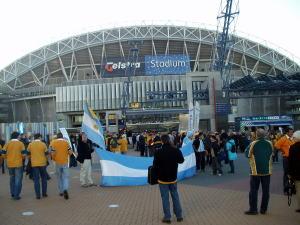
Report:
0,23,299,138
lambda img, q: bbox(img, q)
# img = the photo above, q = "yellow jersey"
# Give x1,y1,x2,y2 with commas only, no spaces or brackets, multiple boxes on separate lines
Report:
27,140,48,167
3,139,26,168
50,138,71,165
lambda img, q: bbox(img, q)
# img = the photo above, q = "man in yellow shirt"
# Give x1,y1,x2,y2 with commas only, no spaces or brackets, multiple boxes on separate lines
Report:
2,132,26,200
27,133,49,199
50,132,73,200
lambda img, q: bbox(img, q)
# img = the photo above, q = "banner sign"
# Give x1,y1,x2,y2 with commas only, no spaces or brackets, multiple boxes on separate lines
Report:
100,57,145,77
145,55,190,75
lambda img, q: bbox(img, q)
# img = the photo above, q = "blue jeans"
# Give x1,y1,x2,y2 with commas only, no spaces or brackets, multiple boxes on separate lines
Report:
159,183,183,220
55,164,69,193
32,166,47,197
8,167,23,199
249,175,270,212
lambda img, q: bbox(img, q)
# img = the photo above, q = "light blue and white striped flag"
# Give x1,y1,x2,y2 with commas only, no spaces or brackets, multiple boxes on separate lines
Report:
82,102,196,186
98,142,196,186
82,102,106,150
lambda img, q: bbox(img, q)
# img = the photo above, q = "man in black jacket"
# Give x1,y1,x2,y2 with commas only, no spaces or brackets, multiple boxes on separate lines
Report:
153,134,184,223
77,133,95,187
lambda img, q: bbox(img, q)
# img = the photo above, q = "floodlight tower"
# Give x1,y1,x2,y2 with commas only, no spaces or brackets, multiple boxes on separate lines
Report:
212,0,240,88
121,40,142,128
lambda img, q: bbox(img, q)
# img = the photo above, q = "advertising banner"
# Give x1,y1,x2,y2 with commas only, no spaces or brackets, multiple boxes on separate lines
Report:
145,54,191,75
100,57,145,77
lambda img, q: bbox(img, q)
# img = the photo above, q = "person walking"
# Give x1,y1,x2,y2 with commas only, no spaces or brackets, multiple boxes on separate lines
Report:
77,132,95,187
226,135,238,174
27,133,48,199
244,128,273,215
153,134,184,223
50,133,73,200
275,127,294,195
287,130,300,213
210,135,222,176
2,132,26,200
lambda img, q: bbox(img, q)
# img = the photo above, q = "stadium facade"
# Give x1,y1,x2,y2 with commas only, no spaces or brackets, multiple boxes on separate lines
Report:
0,24,299,138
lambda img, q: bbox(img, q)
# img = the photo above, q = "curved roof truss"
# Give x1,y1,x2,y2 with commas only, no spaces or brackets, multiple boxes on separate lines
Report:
0,25,299,91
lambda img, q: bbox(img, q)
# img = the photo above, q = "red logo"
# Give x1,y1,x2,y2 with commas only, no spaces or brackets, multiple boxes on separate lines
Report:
105,63,113,73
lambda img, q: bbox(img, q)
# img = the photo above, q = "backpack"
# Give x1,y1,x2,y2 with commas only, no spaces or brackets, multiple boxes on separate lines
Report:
110,138,118,148
229,142,236,153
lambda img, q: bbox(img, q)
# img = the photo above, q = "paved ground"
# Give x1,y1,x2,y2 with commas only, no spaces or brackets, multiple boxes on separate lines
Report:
0,150,299,225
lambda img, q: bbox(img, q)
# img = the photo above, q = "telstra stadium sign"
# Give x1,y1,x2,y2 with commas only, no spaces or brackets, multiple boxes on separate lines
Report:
145,55,191,75
104,61,141,73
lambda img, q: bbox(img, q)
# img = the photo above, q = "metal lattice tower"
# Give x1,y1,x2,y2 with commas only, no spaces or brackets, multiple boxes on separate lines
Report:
213,0,240,88
121,40,142,128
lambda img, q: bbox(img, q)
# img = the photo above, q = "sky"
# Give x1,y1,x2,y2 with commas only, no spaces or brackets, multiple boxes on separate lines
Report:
0,0,299,70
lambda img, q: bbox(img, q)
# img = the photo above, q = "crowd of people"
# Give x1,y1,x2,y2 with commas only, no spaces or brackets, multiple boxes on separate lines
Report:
0,126,300,223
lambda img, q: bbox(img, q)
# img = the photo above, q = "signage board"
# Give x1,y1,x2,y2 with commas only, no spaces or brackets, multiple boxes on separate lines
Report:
145,55,190,75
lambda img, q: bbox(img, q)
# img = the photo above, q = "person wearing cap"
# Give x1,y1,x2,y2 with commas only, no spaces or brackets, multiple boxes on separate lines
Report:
2,131,26,200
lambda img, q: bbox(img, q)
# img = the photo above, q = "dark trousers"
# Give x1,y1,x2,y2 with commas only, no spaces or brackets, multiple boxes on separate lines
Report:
199,151,206,171
1,159,5,174
272,149,279,162
283,157,288,193
249,175,270,212
212,157,222,175
32,166,48,197
195,152,200,170
229,160,235,173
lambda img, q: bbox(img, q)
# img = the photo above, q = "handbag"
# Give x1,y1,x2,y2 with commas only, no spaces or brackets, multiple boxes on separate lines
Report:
69,153,78,168
148,165,158,185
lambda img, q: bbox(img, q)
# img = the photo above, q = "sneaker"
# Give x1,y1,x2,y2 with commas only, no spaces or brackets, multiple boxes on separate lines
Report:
161,218,171,224
177,218,183,222
81,184,88,188
88,183,97,187
36,196,41,200
42,194,48,198
63,190,69,200
218,173,222,176
14,196,21,200
244,210,258,215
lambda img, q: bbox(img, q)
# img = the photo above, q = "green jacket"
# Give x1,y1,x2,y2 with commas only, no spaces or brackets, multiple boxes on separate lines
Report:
245,138,273,176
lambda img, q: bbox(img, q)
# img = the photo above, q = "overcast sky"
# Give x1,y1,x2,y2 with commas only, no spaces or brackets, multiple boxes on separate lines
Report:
0,0,299,70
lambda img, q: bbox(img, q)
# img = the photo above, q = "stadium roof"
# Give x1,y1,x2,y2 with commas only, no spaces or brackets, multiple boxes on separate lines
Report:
0,24,299,91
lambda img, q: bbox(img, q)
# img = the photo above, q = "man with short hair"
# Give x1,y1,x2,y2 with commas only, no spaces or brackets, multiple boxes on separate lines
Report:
27,133,49,199
2,132,26,200
50,133,73,200
245,128,273,215
153,134,184,223
275,127,294,194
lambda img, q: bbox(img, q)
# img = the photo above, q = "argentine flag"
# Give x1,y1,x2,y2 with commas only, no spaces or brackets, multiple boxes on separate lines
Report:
81,102,196,186
82,103,106,150
97,142,196,186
